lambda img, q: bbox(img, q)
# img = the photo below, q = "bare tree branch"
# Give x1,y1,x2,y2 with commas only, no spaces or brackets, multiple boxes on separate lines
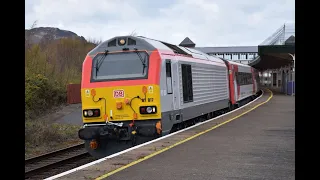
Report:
30,20,38,29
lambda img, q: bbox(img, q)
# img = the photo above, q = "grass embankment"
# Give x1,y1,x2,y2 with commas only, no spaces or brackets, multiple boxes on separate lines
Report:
25,36,97,159
25,120,83,159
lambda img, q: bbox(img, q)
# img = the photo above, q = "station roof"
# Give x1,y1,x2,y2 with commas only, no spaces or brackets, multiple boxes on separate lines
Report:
249,36,295,71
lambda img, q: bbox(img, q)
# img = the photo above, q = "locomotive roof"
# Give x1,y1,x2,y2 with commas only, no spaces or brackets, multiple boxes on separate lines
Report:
89,35,252,68
137,36,225,63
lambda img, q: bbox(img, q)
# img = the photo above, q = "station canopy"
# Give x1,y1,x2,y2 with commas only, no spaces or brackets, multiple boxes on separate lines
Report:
249,24,295,71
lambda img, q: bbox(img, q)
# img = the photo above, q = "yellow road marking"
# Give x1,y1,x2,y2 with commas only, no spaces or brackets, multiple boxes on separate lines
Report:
95,89,273,180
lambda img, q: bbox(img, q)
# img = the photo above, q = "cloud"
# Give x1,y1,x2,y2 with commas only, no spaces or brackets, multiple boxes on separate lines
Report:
25,0,295,46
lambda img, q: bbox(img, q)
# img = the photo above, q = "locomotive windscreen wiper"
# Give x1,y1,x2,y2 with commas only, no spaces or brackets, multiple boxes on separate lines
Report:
134,48,147,74
95,50,109,76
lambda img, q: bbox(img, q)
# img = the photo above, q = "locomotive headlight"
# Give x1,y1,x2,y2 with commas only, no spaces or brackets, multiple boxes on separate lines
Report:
87,110,94,116
120,39,125,45
118,38,126,46
83,109,100,117
146,107,153,113
139,106,157,114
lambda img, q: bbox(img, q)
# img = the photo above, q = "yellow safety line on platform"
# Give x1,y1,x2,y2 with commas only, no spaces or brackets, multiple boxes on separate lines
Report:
95,89,273,180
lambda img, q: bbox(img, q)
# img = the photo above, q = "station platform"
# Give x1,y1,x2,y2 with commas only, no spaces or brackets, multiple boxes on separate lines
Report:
49,89,295,180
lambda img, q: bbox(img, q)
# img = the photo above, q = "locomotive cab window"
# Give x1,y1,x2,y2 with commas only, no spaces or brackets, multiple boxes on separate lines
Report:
181,64,193,103
91,51,149,82
166,60,173,94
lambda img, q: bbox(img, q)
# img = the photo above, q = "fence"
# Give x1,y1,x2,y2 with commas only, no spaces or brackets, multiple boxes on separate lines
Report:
67,84,81,104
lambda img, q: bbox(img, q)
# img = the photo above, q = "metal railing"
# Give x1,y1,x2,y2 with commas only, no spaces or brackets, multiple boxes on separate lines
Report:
260,23,295,46
250,23,295,66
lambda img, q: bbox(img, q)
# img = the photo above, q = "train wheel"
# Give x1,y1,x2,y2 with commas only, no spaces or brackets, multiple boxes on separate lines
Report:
184,122,188,128
228,102,234,111
131,135,137,146
206,113,211,120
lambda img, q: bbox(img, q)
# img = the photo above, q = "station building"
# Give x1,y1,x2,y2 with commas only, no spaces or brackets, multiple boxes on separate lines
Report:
179,23,295,95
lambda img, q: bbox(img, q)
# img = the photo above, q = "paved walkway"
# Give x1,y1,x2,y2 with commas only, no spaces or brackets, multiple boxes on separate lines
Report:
38,103,83,125
54,104,82,125
103,94,295,180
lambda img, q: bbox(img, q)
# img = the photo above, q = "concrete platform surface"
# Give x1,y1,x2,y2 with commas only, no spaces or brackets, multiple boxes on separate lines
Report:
50,89,294,180
101,92,294,180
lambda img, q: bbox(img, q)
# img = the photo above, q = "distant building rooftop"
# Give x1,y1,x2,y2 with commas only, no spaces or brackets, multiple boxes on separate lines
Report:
193,46,258,53
178,38,258,65
179,37,196,48
178,37,258,54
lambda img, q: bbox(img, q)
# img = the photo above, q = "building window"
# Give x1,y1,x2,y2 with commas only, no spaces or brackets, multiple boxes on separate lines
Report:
225,53,231,60
248,53,254,59
240,53,246,60
232,53,238,60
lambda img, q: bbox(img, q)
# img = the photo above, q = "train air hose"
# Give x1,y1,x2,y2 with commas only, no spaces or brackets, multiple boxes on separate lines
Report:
129,92,147,127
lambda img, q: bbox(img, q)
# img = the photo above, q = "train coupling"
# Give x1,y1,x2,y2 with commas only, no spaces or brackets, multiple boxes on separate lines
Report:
78,122,137,141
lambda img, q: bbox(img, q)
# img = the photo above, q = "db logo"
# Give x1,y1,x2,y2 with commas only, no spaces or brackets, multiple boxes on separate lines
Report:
113,90,125,98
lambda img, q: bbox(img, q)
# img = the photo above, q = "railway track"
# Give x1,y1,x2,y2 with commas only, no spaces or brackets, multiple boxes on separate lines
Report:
25,143,97,180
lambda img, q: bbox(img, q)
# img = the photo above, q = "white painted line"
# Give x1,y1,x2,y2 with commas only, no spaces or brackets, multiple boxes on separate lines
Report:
44,90,264,180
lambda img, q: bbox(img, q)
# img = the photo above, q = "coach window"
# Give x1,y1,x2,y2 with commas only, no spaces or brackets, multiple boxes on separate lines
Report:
237,72,241,85
242,73,245,85
182,64,193,103
245,73,249,84
244,73,247,84
241,72,244,85
238,73,253,85
241,73,244,85
246,73,249,84
166,60,173,94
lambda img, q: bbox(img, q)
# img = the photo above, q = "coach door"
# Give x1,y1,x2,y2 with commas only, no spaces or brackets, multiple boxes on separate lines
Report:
165,59,178,110
234,71,238,101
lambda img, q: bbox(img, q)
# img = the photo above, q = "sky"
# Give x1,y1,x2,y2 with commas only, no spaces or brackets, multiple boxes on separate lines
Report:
25,0,295,47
